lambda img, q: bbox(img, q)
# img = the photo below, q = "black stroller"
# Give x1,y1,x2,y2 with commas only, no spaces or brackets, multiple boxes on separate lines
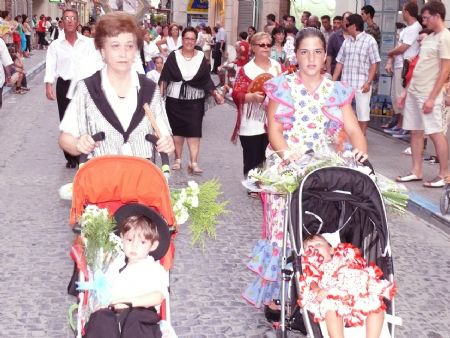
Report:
275,165,397,338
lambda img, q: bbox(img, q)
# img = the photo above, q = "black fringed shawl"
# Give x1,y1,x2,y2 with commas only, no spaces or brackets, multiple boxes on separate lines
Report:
158,51,215,99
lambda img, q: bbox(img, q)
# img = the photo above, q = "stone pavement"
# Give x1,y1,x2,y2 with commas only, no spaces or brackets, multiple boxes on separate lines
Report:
0,62,448,338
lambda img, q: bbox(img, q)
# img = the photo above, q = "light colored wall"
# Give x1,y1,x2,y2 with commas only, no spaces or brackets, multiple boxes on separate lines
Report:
258,0,279,31
334,1,358,16
33,0,61,19
172,0,188,26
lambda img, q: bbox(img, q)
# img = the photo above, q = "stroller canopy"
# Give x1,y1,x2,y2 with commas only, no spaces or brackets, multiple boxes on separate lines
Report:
70,156,175,226
291,166,392,275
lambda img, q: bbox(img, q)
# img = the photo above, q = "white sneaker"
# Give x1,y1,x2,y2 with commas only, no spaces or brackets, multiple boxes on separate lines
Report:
402,147,411,155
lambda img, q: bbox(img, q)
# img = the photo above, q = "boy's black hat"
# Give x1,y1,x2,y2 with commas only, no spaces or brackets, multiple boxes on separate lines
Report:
114,203,170,261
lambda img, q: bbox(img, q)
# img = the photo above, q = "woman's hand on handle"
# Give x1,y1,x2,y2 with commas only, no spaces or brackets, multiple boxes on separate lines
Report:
352,148,368,164
76,134,97,154
156,135,175,154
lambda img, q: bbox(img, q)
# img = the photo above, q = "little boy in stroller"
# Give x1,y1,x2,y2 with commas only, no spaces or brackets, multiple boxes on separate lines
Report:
82,204,172,338
67,156,177,338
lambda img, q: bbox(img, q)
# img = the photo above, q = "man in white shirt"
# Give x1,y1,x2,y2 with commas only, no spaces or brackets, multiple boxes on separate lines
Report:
384,1,422,135
216,23,227,62
398,1,450,188
44,8,102,168
0,37,14,109
320,15,333,44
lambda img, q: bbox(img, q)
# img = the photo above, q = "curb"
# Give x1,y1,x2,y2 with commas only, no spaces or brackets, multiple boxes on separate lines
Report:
408,191,450,228
368,126,450,228
2,59,46,96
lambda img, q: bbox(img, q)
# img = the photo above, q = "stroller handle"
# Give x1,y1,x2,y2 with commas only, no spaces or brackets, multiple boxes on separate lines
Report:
361,159,375,175
145,134,170,178
79,132,106,164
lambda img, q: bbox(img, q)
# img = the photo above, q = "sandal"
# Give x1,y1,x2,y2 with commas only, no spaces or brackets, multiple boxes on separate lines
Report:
396,173,422,182
20,87,30,91
247,190,260,199
171,158,182,170
423,177,445,188
424,155,439,164
188,162,203,175
14,89,25,94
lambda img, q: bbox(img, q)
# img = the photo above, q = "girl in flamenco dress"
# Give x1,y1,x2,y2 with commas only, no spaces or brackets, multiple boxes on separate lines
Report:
299,234,396,338
242,28,368,315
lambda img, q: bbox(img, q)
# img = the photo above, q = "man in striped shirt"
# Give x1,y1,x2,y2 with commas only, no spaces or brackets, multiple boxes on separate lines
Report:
333,13,380,135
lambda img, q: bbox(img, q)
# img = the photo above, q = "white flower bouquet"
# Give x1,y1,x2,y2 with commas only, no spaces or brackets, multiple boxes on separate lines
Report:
171,180,228,247
246,148,345,194
77,205,122,312
245,146,409,213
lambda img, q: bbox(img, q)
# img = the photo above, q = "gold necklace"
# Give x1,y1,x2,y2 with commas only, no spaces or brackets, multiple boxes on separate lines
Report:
181,50,194,61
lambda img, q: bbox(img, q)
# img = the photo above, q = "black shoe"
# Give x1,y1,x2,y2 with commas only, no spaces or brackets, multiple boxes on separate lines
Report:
264,304,281,323
65,161,77,168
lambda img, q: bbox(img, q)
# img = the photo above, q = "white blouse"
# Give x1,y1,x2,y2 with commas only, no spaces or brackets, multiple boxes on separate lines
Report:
239,58,282,136
166,36,182,53
60,67,171,158
167,50,206,99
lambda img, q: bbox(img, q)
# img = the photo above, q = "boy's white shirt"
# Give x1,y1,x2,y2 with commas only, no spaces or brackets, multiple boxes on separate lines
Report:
106,253,169,303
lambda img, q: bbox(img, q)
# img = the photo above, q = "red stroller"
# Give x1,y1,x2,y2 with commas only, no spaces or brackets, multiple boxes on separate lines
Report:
67,155,176,337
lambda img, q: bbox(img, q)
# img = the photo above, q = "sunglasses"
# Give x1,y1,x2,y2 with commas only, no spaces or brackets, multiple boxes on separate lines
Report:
63,16,77,22
253,43,271,48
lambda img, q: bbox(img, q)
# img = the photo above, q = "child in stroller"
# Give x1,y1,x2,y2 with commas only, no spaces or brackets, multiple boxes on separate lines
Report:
299,234,396,338
82,203,174,338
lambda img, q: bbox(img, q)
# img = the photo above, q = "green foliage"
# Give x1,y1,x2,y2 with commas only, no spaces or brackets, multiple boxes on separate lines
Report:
187,179,229,247
80,207,118,271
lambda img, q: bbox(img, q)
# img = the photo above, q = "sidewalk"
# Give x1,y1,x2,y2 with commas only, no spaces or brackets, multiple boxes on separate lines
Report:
367,119,450,227
2,49,46,96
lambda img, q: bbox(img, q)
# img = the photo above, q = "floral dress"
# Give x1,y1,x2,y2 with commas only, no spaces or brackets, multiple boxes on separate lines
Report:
298,243,396,326
242,73,354,308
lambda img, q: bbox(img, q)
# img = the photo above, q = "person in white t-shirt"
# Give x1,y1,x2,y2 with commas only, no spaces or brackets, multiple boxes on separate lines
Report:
397,1,450,188
0,38,14,109
384,1,422,135
146,55,163,83
156,24,181,54
142,29,159,72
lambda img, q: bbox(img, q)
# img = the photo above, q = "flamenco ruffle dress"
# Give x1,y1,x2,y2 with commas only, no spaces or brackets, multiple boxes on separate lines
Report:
242,73,355,308
298,243,396,327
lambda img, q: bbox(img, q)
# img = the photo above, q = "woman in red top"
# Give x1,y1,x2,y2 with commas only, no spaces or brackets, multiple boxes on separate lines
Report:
235,31,250,68
36,14,48,49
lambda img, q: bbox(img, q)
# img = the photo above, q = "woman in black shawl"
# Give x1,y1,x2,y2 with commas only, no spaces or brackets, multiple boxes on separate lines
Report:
159,27,224,174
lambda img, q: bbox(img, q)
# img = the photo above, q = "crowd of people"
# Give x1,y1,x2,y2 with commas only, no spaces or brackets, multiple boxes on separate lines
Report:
1,1,449,337
218,2,448,337
216,2,450,191
0,11,34,101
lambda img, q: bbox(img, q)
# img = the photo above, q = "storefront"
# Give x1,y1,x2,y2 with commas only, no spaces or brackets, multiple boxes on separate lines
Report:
187,0,208,27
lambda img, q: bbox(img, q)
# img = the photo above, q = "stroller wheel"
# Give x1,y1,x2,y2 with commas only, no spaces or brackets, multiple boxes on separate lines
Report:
439,187,450,215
